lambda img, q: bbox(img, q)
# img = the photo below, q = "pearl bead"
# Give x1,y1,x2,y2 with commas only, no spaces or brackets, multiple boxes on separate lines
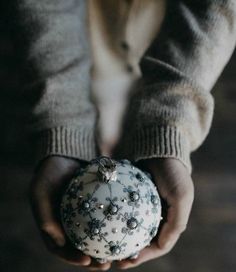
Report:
110,245,121,255
115,248,121,254
130,191,140,202
108,204,119,215
83,201,90,209
112,228,118,233
93,228,100,234
98,204,104,209
127,218,138,229
111,206,118,213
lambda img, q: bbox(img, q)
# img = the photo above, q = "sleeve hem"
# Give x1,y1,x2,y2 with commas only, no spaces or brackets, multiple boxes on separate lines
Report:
116,125,192,173
34,126,98,166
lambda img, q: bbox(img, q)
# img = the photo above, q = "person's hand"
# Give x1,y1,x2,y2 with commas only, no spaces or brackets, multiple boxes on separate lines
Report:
116,158,194,269
29,156,112,271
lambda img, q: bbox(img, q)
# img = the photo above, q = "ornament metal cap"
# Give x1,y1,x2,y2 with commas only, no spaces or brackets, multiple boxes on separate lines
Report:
96,156,117,183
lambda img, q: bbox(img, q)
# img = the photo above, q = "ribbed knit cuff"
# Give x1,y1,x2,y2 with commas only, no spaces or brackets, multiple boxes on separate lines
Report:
116,125,192,173
34,126,97,166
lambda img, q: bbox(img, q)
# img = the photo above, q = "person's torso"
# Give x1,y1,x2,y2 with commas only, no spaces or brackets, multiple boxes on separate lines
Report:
88,0,166,155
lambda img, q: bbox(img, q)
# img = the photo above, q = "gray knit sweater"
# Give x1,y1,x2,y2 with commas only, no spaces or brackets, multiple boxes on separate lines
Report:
1,1,236,171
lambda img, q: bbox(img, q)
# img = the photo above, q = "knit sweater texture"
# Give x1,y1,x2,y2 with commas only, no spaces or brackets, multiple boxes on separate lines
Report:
1,0,236,172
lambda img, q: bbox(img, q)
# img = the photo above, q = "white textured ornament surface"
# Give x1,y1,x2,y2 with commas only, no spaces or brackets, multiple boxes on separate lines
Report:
61,157,162,262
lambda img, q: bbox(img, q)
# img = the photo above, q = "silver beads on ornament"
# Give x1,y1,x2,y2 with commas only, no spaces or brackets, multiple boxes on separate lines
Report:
129,191,140,202
107,204,119,215
127,217,138,229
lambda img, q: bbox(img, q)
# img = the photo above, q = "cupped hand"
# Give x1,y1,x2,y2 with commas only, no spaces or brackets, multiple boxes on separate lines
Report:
29,156,111,271
116,158,194,269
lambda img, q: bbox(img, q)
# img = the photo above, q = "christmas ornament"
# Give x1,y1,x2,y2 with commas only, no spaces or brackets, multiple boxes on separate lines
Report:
60,156,162,263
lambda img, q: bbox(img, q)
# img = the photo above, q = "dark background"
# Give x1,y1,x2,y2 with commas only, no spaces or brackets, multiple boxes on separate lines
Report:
0,49,236,271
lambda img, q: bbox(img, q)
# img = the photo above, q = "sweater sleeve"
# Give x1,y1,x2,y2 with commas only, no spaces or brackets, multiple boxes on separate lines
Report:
114,0,236,172
15,0,98,163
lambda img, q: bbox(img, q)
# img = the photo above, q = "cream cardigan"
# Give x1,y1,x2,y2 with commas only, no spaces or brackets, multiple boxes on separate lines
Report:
89,0,166,156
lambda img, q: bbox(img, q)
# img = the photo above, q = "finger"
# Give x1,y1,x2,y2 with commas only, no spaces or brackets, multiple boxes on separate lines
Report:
34,199,92,266
30,176,91,266
40,221,91,266
117,190,193,269
40,221,66,248
52,242,91,266
86,261,112,271
116,244,160,269
157,204,188,248
116,230,178,269
116,223,180,270
30,177,66,247
117,158,194,269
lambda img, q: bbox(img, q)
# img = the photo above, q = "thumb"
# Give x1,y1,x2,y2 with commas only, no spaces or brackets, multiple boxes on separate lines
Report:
30,156,81,248
30,178,66,249
40,221,66,248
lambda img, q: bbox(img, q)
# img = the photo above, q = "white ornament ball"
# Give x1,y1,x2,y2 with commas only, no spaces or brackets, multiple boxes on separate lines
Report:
60,157,162,262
